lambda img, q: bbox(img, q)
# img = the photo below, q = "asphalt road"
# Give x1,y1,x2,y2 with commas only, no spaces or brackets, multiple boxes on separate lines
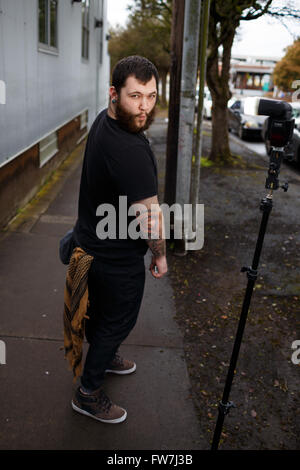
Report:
230,131,300,176
242,139,266,156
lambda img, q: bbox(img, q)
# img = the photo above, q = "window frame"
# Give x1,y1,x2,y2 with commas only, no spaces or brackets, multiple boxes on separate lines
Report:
81,0,90,61
98,0,104,64
38,0,59,55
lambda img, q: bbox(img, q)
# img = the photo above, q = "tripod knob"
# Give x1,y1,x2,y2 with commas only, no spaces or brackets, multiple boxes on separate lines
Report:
241,266,258,281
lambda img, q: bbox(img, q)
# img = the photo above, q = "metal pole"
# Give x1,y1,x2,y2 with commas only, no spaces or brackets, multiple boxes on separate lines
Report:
211,195,273,450
190,0,210,232
175,0,201,253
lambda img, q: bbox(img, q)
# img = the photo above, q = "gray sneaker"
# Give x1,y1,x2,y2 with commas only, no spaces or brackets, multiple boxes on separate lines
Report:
71,387,127,424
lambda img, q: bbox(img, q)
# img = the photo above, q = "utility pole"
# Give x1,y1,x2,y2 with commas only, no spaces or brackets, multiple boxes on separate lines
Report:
164,0,185,208
190,0,211,232
175,0,201,254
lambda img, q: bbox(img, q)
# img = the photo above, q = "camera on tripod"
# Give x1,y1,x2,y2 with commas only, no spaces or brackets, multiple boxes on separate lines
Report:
244,97,294,147
212,97,295,450
244,97,295,191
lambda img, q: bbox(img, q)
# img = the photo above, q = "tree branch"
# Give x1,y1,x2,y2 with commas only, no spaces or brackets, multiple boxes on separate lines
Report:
241,0,273,21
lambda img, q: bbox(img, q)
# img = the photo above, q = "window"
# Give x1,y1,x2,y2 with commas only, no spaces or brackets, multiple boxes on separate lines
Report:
246,74,253,87
38,0,58,50
231,100,241,110
39,131,58,167
292,108,300,119
81,0,90,60
99,0,104,64
253,75,261,88
262,74,270,92
0,80,5,105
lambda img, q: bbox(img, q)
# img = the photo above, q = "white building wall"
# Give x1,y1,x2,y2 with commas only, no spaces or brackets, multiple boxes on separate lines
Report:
95,0,110,114
0,0,110,166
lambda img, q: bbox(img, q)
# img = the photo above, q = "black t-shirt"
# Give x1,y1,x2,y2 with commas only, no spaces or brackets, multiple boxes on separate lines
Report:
74,109,158,261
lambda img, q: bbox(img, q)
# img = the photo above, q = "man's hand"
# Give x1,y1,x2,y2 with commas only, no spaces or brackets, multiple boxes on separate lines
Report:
149,254,168,279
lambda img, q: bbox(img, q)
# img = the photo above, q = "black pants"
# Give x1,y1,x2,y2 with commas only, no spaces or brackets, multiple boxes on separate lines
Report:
81,256,146,391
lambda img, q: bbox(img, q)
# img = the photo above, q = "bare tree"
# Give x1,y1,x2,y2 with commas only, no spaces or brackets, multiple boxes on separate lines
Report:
206,0,300,164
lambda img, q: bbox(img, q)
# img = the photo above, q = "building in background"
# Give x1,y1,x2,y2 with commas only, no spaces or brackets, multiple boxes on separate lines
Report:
0,0,110,228
230,54,279,96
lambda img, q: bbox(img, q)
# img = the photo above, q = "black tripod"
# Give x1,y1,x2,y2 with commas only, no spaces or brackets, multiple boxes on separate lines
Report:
211,147,288,450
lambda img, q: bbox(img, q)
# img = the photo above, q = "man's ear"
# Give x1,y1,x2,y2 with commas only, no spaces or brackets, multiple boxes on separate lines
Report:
109,86,118,103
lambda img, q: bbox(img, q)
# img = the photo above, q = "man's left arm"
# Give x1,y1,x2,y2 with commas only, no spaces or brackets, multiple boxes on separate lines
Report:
131,195,168,279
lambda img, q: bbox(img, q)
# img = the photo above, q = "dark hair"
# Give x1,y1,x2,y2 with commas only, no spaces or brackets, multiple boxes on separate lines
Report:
112,55,159,94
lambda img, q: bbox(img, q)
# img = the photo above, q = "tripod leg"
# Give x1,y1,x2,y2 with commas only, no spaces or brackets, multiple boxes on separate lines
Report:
211,197,273,450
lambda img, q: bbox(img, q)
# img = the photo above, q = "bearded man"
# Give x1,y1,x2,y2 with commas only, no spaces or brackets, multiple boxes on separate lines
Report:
71,56,167,423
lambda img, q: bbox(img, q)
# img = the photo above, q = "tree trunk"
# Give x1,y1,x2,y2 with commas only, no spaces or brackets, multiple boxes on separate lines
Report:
164,0,185,207
210,99,232,162
206,23,236,164
159,70,168,107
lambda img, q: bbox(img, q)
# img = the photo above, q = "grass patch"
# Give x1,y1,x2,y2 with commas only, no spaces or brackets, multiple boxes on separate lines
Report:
200,156,214,167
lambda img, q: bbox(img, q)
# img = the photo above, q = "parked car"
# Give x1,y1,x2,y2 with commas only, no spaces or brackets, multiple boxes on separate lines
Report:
203,88,212,119
288,127,300,164
228,98,267,140
291,101,300,130
195,86,212,118
290,127,300,164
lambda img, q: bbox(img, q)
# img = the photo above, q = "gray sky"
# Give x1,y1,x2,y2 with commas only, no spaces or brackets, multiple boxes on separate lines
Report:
107,0,299,60
107,0,133,29
232,13,299,58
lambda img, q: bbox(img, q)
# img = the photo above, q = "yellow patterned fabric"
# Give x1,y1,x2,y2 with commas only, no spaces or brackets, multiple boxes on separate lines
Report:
63,247,94,379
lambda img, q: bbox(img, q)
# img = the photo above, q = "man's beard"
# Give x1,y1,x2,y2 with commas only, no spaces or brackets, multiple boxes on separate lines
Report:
115,102,156,133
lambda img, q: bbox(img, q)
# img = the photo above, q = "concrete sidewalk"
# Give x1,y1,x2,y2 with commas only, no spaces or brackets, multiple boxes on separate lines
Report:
0,117,203,450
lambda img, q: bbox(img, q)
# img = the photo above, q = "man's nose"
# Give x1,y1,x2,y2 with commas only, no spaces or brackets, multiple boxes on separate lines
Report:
140,97,149,111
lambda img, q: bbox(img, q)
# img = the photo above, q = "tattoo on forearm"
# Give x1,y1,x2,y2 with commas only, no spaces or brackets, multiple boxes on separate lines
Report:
148,238,166,257
136,206,166,257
